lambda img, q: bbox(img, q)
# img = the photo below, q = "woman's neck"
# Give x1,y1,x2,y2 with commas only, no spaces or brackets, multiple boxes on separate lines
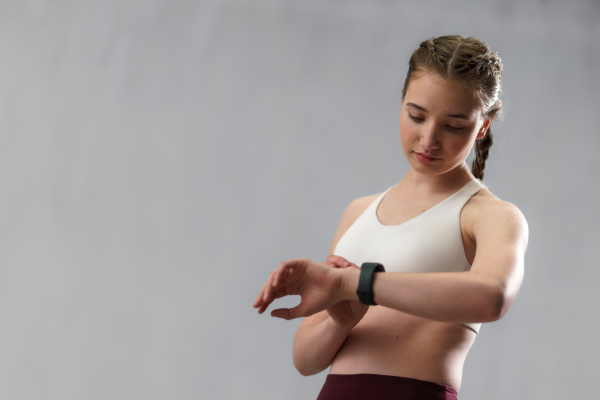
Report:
400,163,475,193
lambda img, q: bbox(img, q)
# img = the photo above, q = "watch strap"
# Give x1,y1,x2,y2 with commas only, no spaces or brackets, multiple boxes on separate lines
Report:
356,262,385,305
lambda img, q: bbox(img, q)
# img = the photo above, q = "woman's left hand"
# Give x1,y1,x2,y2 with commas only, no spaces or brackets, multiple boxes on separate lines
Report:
254,258,353,320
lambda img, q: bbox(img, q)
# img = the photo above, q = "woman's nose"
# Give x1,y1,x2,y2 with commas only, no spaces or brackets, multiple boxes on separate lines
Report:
420,126,440,150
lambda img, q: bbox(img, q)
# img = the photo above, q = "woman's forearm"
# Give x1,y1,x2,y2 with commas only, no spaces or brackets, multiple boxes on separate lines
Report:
340,268,506,323
293,313,354,376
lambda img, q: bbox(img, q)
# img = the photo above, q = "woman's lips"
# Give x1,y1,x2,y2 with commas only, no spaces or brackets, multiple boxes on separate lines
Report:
414,152,440,164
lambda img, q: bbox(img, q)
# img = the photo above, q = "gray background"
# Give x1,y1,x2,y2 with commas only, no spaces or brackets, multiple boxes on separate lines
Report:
0,0,598,399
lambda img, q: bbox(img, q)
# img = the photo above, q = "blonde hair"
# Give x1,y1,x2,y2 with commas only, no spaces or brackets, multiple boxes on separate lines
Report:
402,35,503,180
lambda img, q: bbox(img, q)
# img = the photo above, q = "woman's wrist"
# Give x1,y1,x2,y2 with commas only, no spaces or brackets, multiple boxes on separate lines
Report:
339,267,361,302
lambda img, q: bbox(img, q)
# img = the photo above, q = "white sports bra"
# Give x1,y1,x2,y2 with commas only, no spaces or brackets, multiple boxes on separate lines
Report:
333,179,487,333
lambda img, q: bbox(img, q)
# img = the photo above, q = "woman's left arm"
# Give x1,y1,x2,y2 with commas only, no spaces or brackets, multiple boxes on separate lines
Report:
352,200,529,323
255,201,528,323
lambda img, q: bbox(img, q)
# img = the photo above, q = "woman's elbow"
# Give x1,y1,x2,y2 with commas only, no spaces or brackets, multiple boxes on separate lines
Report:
482,285,515,322
293,357,326,377
293,356,311,376
295,365,318,377
292,345,328,376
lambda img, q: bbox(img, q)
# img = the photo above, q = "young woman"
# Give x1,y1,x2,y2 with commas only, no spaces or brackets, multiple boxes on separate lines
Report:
254,35,528,400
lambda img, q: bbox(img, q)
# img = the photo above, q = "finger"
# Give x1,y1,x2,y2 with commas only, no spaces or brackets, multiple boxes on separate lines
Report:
263,282,285,307
255,283,276,309
257,298,272,314
260,271,284,308
255,272,275,305
271,303,306,320
324,256,343,269
325,254,343,267
272,259,294,288
271,308,293,320
326,254,352,268
262,271,275,302
258,287,288,314
253,290,263,308
254,276,271,308
264,268,287,303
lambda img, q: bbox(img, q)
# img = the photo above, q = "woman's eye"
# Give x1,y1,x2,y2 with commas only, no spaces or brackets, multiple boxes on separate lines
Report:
408,114,424,122
447,125,465,132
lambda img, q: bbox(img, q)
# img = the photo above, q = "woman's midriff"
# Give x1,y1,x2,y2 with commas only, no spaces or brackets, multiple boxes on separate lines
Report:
329,306,477,391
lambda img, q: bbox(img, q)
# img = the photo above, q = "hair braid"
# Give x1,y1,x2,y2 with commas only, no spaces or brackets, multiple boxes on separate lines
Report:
422,38,442,68
461,53,502,77
471,128,494,180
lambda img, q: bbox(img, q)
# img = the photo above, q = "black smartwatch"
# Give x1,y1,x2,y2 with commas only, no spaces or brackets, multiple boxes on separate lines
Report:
356,262,385,305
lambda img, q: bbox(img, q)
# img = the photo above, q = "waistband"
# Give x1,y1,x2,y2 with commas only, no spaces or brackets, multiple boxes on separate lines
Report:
317,373,458,400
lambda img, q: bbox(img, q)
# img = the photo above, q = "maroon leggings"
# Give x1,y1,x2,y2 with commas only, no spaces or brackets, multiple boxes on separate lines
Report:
316,374,458,400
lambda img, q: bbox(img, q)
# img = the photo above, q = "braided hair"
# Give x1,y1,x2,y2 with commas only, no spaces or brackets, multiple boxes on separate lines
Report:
401,36,503,180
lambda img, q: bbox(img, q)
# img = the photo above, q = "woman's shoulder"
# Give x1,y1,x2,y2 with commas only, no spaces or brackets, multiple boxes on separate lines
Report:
338,192,382,228
329,192,383,254
468,187,524,215
345,192,382,216
464,186,528,237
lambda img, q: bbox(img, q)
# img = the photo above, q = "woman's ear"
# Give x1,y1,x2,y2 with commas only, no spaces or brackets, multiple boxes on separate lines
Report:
476,119,492,140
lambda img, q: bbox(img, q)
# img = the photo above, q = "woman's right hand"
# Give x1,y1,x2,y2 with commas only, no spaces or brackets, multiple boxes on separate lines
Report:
323,255,369,328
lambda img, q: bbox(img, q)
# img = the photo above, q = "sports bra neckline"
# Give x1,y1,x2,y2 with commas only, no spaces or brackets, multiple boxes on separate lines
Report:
374,179,482,228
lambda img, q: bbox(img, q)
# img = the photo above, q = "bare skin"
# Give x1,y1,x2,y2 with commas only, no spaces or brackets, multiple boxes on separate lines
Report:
323,185,517,390
253,71,529,391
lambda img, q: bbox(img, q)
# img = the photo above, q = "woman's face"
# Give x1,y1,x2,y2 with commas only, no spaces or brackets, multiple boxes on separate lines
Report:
400,71,491,177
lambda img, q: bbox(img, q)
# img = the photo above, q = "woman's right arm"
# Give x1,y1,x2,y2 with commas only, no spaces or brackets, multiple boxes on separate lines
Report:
291,194,378,376
292,310,356,376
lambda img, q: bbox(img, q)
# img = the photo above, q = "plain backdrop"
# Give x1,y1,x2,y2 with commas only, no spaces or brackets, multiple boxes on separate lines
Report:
0,0,599,399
